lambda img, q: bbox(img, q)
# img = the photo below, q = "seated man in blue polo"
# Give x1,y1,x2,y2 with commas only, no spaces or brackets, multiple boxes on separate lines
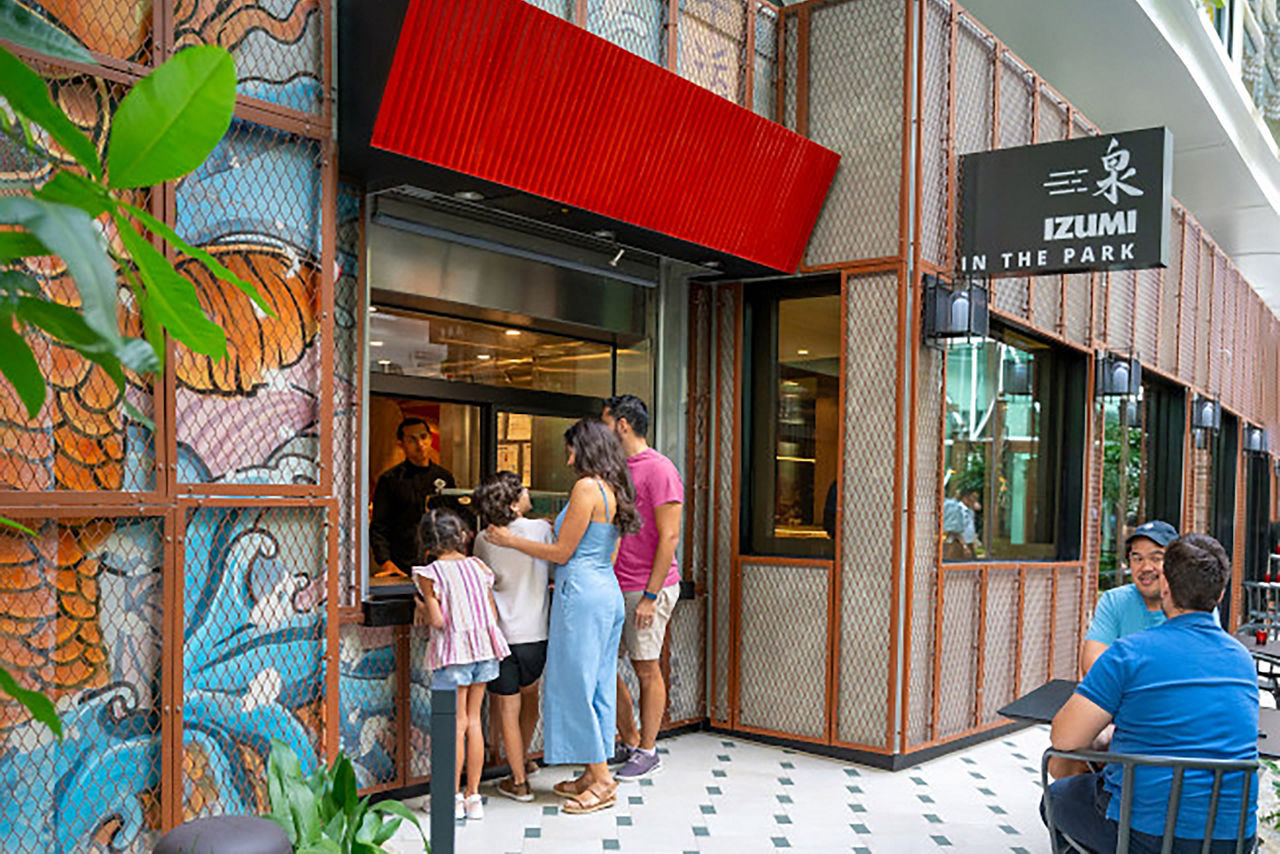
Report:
1082,520,1178,675
1044,533,1258,854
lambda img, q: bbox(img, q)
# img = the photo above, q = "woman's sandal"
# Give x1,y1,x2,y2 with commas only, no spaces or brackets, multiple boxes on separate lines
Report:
552,775,591,798
562,779,617,815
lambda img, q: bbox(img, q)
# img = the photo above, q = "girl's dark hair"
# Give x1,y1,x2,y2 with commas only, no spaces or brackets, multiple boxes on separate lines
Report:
564,418,641,535
474,471,524,527
417,507,468,557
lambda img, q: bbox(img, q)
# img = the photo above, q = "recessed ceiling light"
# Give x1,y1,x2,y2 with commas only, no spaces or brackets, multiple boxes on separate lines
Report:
453,190,484,201
504,329,521,337
797,349,809,356
702,260,722,269
593,229,616,240
368,306,378,313
477,354,492,360
377,359,391,366
370,340,384,347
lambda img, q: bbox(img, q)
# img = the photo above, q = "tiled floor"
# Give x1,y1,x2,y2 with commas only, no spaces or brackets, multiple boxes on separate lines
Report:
387,724,1055,853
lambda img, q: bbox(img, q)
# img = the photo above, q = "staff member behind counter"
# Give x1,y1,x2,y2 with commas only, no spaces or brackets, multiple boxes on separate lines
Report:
370,417,456,577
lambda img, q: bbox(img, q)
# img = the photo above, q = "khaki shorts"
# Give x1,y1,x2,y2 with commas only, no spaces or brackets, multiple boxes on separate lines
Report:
620,584,680,661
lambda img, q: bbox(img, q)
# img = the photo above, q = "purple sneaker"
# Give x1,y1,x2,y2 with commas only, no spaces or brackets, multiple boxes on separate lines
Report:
615,748,662,781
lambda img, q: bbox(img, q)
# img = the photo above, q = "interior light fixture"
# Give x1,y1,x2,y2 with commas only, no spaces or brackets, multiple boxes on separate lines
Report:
609,248,625,267
370,340,384,347
453,190,484,202
797,349,810,356
504,329,521,337
593,229,616,240
377,359,391,366
477,354,492,360
368,306,378,313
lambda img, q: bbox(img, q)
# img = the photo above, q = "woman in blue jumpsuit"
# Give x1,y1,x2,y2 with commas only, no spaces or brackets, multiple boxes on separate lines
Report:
486,418,641,814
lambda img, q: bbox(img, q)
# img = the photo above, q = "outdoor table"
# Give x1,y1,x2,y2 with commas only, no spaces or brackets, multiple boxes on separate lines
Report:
1260,708,1280,759
997,679,1079,724
1235,628,1280,664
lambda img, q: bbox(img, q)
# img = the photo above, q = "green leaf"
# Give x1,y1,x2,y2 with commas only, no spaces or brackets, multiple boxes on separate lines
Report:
332,755,358,820
17,296,112,354
114,213,226,357
0,663,61,738
0,197,120,345
120,201,275,317
0,1,94,65
34,170,111,218
0,309,45,418
370,800,426,848
0,230,51,263
0,516,35,535
0,45,101,178
107,45,235,189
116,337,159,375
0,270,40,302
296,841,343,854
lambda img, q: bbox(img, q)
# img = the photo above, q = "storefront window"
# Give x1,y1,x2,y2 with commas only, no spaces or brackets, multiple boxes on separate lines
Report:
743,283,841,558
943,328,1085,562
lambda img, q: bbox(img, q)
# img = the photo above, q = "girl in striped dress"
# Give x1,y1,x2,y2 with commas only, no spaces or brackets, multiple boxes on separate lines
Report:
414,508,511,820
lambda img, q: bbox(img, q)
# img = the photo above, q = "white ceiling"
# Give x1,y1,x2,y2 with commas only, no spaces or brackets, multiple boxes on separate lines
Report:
956,0,1280,318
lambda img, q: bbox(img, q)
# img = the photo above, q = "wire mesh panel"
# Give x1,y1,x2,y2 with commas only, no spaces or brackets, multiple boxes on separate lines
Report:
1052,567,1082,678
1158,207,1184,374
17,0,154,66
1179,223,1201,385
992,275,1029,320
907,343,943,748
1037,85,1068,143
0,71,157,495
919,0,952,269
782,10,798,131
334,184,361,606
1210,252,1229,399
1133,269,1160,366
712,287,737,725
737,562,828,738
953,13,994,156
1063,272,1091,347
837,271,898,747
338,624,398,788
804,0,903,268
677,0,747,103
173,121,323,487
0,515,164,853
174,0,324,114
522,0,573,18
936,569,978,739
588,0,668,65
981,570,1019,726
753,3,779,118
407,626,432,780
181,505,326,820
687,284,714,589
667,596,706,722
1195,240,1214,391
1018,569,1052,694
1031,276,1062,334
1107,269,1136,354
998,53,1033,149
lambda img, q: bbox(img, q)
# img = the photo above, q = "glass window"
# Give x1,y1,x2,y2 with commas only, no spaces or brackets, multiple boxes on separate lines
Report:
943,328,1085,562
743,285,841,558
368,309,614,397
496,410,577,518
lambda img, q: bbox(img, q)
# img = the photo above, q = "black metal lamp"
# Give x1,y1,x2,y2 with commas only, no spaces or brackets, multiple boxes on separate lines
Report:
1191,395,1221,432
1001,358,1034,396
1244,424,1268,454
923,274,989,344
1096,352,1141,397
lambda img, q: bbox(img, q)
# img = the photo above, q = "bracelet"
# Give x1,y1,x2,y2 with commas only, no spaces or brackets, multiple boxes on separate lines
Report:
642,590,659,601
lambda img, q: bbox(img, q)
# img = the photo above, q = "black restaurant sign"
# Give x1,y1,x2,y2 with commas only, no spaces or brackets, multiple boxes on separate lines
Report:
958,126,1173,277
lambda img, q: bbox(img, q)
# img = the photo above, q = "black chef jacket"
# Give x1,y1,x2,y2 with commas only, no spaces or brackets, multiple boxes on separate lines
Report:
369,459,456,574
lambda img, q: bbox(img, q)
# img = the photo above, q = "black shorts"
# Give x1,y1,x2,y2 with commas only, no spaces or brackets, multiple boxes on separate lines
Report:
488,641,548,696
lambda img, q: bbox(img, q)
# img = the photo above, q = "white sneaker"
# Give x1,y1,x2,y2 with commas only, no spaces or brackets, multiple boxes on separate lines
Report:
454,792,465,820
464,793,485,820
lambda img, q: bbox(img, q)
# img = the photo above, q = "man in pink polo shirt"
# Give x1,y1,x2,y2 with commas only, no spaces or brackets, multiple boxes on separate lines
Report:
602,394,683,781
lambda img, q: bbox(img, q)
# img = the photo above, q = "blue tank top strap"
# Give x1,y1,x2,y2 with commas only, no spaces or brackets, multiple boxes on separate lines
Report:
594,477,612,523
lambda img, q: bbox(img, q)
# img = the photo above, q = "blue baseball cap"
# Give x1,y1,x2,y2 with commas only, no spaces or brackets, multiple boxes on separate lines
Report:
1125,520,1178,549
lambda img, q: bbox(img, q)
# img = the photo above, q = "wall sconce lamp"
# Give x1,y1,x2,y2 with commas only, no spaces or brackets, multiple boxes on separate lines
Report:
923,274,988,346
1096,352,1142,397
1191,395,1221,432
1001,358,1034,396
1244,424,1268,455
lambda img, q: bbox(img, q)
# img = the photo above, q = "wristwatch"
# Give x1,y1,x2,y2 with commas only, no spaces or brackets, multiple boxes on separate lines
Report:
642,590,658,601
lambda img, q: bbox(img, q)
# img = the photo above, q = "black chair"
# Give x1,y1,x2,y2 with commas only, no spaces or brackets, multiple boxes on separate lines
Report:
152,815,291,854
1041,748,1258,854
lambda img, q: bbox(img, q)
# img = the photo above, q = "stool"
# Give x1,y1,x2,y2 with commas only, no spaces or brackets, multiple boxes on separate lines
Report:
152,815,291,854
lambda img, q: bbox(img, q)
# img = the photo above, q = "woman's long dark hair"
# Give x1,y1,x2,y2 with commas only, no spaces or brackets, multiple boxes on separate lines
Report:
564,418,641,535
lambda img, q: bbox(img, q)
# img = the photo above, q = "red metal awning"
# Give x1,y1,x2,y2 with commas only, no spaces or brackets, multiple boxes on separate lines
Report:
371,0,839,274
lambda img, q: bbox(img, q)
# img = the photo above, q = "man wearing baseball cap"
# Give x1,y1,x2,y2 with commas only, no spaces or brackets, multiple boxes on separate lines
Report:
1081,520,1179,675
